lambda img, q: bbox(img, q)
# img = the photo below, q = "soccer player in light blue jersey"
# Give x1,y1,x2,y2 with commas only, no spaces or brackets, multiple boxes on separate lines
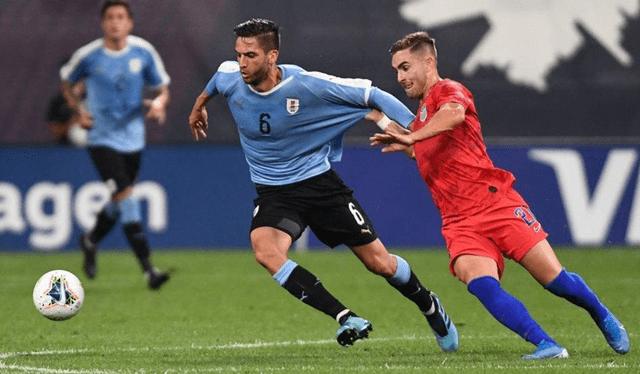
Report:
60,0,171,290
188,18,458,349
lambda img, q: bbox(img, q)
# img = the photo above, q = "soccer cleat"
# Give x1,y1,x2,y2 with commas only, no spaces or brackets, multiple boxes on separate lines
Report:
597,309,629,354
522,340,569,360
78,233,97,279
425,293,459,352
336,316,372,347
146,268,170,290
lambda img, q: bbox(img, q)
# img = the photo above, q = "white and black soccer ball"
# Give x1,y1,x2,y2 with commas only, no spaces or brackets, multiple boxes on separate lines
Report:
33,270,84,321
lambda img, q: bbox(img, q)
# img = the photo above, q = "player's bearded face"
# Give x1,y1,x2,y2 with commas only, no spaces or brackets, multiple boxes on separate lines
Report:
236,38,271,86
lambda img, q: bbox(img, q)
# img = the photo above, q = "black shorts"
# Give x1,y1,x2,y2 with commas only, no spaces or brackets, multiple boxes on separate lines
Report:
87,146,141,194
250,169,378,248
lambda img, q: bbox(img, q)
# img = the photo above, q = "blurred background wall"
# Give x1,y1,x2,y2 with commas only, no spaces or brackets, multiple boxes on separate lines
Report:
2,0,639,145
1,1,640,251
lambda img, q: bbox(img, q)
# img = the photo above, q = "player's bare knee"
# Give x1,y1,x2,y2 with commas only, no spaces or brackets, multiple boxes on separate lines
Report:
251,245,273,266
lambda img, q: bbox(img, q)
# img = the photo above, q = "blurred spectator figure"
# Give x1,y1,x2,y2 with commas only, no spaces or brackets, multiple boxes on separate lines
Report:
45,79,88,147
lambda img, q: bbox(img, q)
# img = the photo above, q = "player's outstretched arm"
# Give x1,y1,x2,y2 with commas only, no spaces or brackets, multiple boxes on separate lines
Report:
366,109,415,159
188,90,212,141
409,102,464,141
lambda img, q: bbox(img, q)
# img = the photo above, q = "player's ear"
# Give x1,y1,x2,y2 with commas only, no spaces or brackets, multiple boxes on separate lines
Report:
267,49,279,65
426,56,436,70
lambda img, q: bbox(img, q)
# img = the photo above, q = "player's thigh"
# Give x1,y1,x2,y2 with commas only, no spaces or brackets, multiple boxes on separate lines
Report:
453,254,500,284
87,146,136,194
307,196,378,249
122,151,141,184
444,225,504,280
487,190,549,263
518,239,562,286
250,197,306,243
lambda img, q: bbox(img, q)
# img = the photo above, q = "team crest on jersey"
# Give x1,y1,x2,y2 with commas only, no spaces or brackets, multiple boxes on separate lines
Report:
129,58,142,74
286,98,300,115
419,105,428,122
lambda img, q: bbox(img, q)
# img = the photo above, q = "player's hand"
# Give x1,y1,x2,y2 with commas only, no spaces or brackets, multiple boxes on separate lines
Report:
188,107,209,141
76,108,93,129
370,132,415,153
370,131,415,146
144,99,167,125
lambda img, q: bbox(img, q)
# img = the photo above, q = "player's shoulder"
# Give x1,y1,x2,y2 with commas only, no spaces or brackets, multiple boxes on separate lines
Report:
210,61,243,93
280,64,306,76
71,38,104,61
436,79,472,97
439,78,464,89
296,68,371,89
127,35,159,54
62,38,103,80
216,60,240,73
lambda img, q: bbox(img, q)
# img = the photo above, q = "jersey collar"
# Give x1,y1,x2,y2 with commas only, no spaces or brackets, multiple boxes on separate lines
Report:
102,38,131,57
247,75,294,96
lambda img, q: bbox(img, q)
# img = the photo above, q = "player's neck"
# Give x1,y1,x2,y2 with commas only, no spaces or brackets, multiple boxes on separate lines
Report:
103,36,128,51
253,67,282,93
422,74,443,99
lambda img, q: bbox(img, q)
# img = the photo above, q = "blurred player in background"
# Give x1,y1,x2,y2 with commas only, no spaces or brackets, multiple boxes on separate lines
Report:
188,18,458,349
45,76,88,147
369,32,630,359
60,0,171,290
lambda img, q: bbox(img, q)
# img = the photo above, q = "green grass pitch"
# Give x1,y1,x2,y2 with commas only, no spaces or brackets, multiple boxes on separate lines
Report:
1,247,638,373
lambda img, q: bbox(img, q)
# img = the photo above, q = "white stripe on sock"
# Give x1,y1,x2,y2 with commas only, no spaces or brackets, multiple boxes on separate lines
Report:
336,309,350,323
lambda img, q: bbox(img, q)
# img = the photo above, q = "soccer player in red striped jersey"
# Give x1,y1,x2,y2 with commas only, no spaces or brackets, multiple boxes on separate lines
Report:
369,32,629,359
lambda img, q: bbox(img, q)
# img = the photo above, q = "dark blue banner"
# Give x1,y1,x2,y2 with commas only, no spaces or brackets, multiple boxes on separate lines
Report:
1,145,639,251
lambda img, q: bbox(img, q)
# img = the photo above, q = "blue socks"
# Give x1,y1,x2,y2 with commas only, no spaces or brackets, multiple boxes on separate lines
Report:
388,255,411,285
273,259,298,286
545,269,608,322
468,276,555,346
118,196,142,224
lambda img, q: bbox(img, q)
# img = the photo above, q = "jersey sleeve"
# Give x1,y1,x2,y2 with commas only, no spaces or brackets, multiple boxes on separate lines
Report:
367,87,415,128
142,46,170,88
436,80,473,110
299,71,372,107
60,50,90,84
204,61,239,97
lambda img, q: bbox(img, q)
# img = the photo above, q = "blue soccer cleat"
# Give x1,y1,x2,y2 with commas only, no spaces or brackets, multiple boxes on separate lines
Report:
597,309,630,354
426,293,459,352
336,316,372,347
522,340,569,360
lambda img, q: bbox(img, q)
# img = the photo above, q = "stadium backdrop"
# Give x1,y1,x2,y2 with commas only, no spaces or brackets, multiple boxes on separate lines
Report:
2,2,640,252
2,144,640,251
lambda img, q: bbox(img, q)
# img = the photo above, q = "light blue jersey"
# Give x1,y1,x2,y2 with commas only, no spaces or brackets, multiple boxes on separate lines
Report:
205,61,414,185
61,35,170,152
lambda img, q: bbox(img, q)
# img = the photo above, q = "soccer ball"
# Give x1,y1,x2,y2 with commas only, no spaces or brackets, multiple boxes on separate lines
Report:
33,270,84,321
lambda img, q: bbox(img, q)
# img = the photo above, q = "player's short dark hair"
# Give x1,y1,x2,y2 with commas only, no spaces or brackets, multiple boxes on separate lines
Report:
234,18,280,52
390,32,437,59
100,0,133,19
